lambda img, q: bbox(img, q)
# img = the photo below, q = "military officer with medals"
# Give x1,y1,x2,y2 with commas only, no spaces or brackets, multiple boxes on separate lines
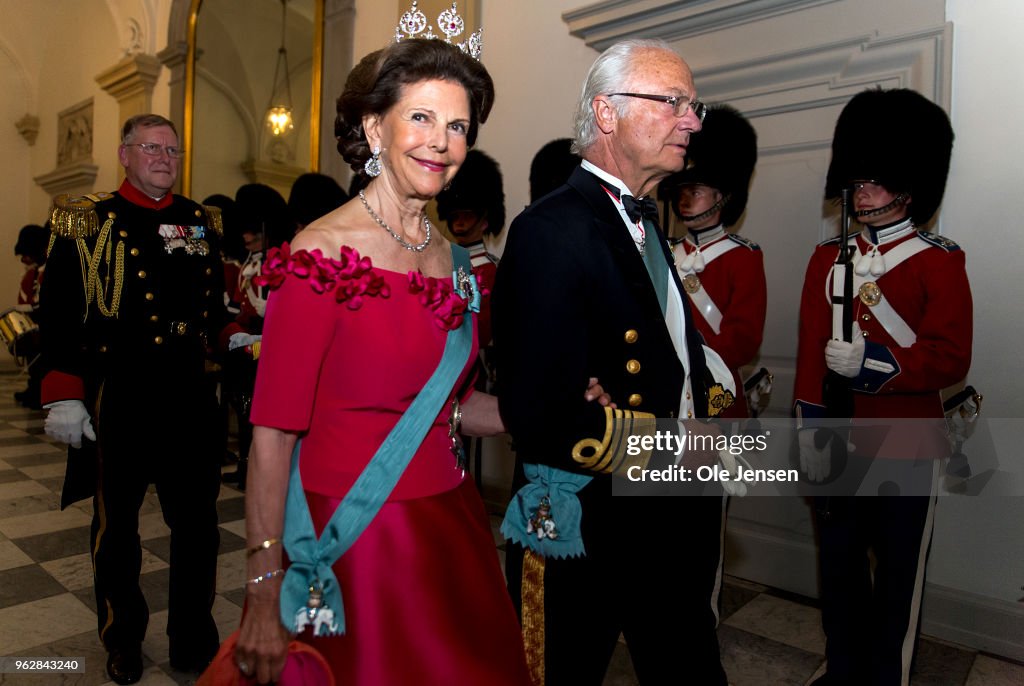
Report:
793,89,970,685
39,114,227,684
666,105,765,417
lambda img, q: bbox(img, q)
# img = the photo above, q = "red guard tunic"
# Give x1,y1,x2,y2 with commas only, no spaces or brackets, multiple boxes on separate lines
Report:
673,226,766,416
793,225,972,420
465,239,497,348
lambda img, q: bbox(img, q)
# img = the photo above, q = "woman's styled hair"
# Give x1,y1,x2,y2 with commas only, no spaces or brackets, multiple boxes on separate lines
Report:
572,38,672,154
336,39,495,176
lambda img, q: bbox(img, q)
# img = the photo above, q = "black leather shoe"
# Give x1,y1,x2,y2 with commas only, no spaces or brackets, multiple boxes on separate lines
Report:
106,644,143,685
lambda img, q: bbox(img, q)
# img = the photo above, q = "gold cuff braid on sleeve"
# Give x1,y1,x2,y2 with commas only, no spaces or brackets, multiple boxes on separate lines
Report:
203,205,224,237
572,406,657,476
50,194,100,239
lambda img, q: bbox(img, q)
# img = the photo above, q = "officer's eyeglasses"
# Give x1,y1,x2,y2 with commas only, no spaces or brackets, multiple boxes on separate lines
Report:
128,142,185,159
607,93,708,122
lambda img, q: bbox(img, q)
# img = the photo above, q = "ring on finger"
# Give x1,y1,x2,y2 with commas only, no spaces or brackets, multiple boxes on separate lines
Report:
237,660,252,675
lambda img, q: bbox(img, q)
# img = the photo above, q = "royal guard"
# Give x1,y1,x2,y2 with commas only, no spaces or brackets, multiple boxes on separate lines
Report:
11,224,49,407
794,88,968,686
664,104,766,417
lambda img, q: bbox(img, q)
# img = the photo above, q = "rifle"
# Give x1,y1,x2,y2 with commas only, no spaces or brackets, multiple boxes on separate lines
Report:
814,188,854,510
820,186,856,421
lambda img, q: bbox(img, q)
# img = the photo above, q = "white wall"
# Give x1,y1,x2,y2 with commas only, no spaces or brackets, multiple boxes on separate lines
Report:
475,1,599,254
925,0,1024,604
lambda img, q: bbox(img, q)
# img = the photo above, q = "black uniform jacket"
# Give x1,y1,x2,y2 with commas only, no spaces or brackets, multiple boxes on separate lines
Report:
40,186,227,405
493,166,712,480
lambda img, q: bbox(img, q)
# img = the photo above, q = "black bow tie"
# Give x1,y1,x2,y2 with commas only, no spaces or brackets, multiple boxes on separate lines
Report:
605,184,659,223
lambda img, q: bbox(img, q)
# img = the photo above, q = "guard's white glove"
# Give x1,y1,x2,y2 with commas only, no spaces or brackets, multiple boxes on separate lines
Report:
228,332,261,351
718,449,753,497
824,326,865,378
44,400,96,448
798,429,831,483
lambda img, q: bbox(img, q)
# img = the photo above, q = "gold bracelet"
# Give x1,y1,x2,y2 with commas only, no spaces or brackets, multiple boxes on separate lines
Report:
246,538,281,557
247,568,285,585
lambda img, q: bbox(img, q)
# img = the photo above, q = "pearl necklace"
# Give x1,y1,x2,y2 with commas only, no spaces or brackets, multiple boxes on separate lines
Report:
359,190,432,253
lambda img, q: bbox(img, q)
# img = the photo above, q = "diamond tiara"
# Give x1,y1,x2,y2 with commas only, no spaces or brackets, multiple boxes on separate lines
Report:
394,1,483,60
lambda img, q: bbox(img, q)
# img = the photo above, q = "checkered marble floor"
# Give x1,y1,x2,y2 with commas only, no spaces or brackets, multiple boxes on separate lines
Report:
0,361,1020,685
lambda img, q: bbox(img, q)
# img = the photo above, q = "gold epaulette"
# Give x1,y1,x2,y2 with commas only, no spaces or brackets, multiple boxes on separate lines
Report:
203,205,224,238
49,193,113,239
572,406,657,476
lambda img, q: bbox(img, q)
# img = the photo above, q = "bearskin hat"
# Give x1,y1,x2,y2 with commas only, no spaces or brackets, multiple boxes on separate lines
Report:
660,104,758,227
14,224,49,262
825,88,954,226
288,173,349,228
436,150,505,236
235,183,293,251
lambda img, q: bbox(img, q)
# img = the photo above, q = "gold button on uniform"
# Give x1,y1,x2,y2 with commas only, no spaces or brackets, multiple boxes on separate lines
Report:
205,267,212,276
119,230,128,238
108,212,117,219
154,336,164,345
204,289,211,296
145,292,154,301
628,393,643,407
150,315,159,322
861,313,872,321
626,359,641,374
137,270,147,279
130,248,140,256
195,209,202,217
99,345,108,353
624,329,638,344
202,311,209,318
862,330,869,337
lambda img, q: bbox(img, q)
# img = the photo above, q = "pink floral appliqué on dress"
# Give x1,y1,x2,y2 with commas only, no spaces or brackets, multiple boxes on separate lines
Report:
256,243,473,330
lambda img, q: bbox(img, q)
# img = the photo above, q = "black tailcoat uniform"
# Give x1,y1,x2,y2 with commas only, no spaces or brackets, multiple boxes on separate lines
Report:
493,166,728,685
40,182,227,663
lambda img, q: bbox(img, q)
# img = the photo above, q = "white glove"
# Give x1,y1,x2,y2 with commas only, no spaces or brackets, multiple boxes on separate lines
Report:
824,326,865,378
44,400,96,448
228,332,261,351
798,429,831,483
718,449,753,497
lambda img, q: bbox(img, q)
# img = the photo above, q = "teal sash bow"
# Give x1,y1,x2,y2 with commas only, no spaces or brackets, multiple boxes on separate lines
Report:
279,244,478,636
501,463,591,559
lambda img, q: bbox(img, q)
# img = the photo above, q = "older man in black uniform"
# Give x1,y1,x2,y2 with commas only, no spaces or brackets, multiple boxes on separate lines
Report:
40,114,226,684
494,39,733,685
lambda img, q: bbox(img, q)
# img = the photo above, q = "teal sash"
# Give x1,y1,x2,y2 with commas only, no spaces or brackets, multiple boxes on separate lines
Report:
279,244,479,636
642,219,668,314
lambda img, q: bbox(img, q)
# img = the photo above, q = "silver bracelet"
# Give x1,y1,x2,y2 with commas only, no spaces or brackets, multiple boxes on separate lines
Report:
247,568,285,585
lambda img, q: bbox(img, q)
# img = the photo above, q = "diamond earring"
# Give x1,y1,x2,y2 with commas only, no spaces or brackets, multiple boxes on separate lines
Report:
364,145,382,177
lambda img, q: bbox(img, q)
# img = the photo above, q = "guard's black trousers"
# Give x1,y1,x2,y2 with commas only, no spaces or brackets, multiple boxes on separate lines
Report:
814,494,936,686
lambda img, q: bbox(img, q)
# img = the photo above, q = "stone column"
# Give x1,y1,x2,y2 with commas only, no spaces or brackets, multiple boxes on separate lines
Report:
95,53,164,185
95,53,164,121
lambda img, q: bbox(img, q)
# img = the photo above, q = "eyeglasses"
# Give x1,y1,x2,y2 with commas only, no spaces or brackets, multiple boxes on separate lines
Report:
607,93,707,122
127,142,185,159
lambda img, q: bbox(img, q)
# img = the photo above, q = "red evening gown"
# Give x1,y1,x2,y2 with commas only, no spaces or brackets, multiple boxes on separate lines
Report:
250,244,530,685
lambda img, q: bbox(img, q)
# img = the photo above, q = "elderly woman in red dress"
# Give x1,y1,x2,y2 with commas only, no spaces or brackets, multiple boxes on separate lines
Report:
232,34,613,684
